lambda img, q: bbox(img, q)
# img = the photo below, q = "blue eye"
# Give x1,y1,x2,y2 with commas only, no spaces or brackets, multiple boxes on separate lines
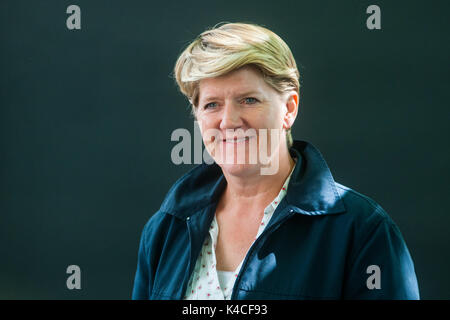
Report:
244,97,258,104
204,102,217,109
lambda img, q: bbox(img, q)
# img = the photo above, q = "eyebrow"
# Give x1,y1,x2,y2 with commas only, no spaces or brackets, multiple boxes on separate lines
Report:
200,90,263,103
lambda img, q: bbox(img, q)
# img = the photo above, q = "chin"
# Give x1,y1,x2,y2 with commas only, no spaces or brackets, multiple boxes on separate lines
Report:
219,162,260,177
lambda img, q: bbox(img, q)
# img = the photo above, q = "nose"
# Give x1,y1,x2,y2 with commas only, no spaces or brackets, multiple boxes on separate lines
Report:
219,101,243,130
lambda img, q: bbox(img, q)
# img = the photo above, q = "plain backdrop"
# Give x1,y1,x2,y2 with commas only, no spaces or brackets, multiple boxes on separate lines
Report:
1,0,449,299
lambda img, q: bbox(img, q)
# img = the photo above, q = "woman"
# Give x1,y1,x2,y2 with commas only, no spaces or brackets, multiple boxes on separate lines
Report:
132,22,419,300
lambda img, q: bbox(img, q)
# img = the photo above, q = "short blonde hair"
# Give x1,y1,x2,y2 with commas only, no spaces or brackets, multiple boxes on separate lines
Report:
174,22,300,148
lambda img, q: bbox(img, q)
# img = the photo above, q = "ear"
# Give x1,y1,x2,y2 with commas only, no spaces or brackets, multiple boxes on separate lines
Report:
282,91,299,130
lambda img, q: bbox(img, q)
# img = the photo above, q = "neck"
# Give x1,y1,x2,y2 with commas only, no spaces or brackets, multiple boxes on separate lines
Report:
219,147,295,215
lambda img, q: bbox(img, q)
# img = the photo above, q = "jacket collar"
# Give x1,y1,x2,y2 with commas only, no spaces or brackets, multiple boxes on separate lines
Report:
160,140,346,219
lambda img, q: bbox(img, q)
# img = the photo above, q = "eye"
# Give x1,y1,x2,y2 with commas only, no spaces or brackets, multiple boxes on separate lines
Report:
203,102,218,110
243,97,259,104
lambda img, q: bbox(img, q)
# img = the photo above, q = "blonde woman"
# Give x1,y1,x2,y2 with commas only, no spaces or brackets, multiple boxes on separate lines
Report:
132,22,419,300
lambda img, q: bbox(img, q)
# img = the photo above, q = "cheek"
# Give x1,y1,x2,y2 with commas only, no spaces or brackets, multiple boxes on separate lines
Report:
256,108,284,130
272,106,286,128
197,113,217,129
198,120,219,146
196,116,208,133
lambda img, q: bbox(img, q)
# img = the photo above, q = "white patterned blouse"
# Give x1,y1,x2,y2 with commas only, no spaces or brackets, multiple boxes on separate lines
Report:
183,161,296,300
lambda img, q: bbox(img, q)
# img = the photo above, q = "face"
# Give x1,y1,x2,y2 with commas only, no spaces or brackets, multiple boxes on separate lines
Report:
195,65,297,177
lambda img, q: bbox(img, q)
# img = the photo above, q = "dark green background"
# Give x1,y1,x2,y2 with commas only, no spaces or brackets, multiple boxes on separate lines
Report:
1,0,449,299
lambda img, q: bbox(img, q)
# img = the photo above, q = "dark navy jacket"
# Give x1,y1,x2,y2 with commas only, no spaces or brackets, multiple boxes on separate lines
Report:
132,140,419,300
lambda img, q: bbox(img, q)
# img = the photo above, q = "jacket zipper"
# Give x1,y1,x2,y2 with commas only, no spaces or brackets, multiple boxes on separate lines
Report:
181,216,193,300
230,208,296,300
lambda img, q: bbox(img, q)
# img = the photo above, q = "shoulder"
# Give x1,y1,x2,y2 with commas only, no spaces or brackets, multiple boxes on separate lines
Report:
159,163,224,217
332,185,419,299
139,211,170,251
331,182,404,251
332,182,409,261
334,181,393,225
138,164,219,250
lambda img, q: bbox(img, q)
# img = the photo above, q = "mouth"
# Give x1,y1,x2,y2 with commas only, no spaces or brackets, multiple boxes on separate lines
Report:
222,136,253,144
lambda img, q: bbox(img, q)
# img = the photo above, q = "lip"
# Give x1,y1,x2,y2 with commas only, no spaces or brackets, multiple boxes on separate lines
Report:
222,136,253,143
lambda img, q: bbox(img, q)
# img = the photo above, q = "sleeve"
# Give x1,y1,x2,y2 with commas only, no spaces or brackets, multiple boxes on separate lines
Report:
343,209,420,299
131,222,151,300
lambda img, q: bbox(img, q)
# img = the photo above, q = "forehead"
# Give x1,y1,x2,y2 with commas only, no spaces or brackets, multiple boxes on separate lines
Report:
198,66,268,100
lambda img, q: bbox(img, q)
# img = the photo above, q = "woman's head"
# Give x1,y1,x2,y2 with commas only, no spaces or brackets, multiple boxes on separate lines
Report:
174,22,300,176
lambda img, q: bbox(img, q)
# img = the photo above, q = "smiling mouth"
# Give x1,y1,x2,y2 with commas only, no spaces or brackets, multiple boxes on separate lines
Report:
223,136,253,143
